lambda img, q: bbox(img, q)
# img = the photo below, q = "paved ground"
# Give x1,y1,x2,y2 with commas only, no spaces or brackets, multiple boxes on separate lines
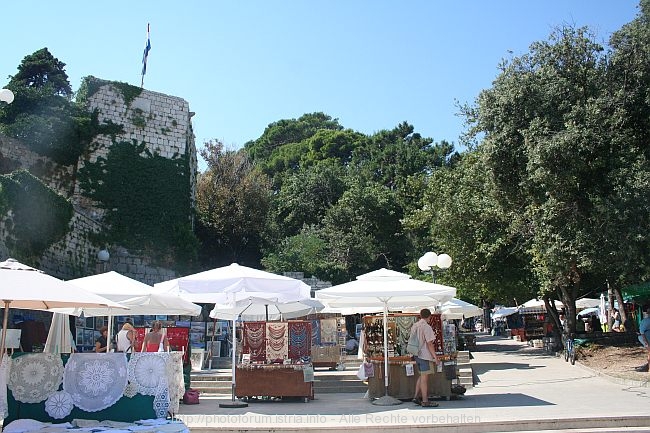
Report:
176,334,650,432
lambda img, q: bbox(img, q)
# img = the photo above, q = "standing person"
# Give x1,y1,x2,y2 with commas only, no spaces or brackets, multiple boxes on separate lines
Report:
612,308,622,332
635,306,650,372
116,322,135,353
95,326,108,353
142,320,169,352
411,308,440,408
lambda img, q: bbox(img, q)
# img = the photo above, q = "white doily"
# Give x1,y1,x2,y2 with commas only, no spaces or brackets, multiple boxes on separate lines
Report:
8,353,64,403
45,390,73,419
123,382,138,398
165,353,184,415
128,353,168,396
152,385,170,418
0,355,11,418
63,353,128,412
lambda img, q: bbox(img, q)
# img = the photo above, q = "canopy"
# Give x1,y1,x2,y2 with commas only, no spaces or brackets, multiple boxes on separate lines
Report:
209,297,324,321
518,298,563,314
0,258,125,353
578,306,600,317
53,271,202,317
575,297,601,309
316,268,456,405
154,263,312,304
44,312,75,354
492,307,518,320
440,298,482,320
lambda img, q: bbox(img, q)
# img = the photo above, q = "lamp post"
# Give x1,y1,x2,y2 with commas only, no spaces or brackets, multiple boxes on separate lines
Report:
417,251,452,283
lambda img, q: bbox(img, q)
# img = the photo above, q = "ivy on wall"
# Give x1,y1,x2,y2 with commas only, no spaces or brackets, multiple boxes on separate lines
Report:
0,169,73,261
78,139,198,271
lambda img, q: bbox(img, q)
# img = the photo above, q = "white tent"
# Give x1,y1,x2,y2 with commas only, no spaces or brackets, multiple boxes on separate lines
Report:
492,307,518,320
0,258,125,353
575,298,601,309
316,268,456,405
518,298,563,314
155,263,313,408
440,298,482,320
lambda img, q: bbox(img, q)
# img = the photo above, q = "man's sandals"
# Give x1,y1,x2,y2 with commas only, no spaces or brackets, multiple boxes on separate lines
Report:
412,398,438,407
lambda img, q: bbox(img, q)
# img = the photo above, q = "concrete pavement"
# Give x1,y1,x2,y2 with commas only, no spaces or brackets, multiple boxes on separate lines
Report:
176,334,650,432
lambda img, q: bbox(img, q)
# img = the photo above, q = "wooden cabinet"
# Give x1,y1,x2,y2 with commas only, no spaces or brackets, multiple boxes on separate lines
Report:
366,360,452,400
235,366,314,401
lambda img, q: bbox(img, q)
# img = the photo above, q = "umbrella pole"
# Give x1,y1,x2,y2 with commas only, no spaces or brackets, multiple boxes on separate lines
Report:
371,299,401,406
219,317,247,408
106,310,113,353
1,300,9,356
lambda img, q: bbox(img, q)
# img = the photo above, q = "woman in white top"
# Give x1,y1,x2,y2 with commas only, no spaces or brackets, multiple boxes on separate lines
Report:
116,322,135,353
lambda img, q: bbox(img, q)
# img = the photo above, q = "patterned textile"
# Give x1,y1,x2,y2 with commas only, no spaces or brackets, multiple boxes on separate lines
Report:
310,319,321,346
243,322,266,362
45,390,73,419
127,352,170,418
265,322,288,361
8,353,64,403
426,314,444,355
288,321,311,360
63,353,128,412
320,318,338,345
0,355,10,418
396,315,417,354
165,352,184,415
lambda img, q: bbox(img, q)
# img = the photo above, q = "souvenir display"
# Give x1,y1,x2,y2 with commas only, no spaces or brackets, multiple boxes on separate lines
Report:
310,319,321,346
44,391,74,419
8,353,64,403
266,322,288,361
0,355,10,418
288,321,311,360
320,318,338,345
243,322,266,362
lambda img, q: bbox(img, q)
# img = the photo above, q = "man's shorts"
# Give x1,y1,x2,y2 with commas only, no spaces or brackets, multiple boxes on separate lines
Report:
639,333,650,349
415,356,435,375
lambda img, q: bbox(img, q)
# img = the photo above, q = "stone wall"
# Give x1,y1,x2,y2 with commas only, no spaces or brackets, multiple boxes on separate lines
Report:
0,79,197,283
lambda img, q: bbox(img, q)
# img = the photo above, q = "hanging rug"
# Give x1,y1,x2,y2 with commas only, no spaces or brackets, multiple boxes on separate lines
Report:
63,353,128,412
8,353,64,403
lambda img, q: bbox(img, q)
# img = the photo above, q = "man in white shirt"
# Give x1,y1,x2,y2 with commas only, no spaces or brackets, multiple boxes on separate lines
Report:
411,308,440,407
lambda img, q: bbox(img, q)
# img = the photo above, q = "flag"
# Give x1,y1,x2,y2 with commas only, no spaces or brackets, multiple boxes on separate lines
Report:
141,23,151,86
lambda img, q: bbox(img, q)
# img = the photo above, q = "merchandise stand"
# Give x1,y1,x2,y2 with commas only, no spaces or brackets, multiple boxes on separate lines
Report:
362,313,456,401
235,320,315,402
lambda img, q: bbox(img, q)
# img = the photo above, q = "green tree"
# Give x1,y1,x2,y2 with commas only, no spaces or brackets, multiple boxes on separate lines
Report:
196,140,272,267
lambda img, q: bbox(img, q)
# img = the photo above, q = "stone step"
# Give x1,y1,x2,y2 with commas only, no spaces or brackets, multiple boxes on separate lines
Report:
457,368,473,377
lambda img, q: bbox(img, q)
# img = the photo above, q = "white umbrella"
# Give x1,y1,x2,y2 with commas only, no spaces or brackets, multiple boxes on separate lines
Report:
210,297,324,321
44,313,75,354
316,268,456,406
578,306,600,317
440,298,482,320
154,263,311,304
518,298,563,314
51,271,202,349
575,298,601,309
155,263,313,409
491,307,518,320
0,258,126,353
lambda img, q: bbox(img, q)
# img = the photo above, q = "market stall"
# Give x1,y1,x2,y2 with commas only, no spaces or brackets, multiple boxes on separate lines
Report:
362,313,456,400
234,320,314,401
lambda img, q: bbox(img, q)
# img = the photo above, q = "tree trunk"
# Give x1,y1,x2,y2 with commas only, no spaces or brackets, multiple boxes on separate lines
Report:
613,286,627,323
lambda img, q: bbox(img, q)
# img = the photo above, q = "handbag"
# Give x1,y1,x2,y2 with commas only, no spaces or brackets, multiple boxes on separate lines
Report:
356,363,368,380
183,389,200,404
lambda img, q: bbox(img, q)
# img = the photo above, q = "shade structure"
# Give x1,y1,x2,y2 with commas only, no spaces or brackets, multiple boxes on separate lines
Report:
578,306,600,317
575,298,601,309
52,271,202,317
316,268,456,405
210,297,324,322
518,298,563,314
491,307,518,320
154,263,313,409
154,263,312,304
0,258,125,353
440,298,482,320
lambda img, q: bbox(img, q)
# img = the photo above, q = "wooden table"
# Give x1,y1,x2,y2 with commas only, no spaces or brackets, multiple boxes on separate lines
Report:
235,365,314,402
366,359,452,400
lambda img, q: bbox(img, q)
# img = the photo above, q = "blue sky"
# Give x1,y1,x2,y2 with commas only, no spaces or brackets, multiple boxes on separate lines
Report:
0,1,640,171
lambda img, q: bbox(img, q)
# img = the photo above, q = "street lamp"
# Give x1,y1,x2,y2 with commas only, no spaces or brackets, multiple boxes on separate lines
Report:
417,251,452,283
0,88,14,104
96,248,110,273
